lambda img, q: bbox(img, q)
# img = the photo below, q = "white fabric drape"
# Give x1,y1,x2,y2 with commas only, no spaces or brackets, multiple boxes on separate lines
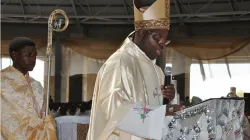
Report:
55,116,90,140
66,47,105,76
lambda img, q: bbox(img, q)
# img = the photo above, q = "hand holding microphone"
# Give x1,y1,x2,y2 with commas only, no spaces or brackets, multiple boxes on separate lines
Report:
162,67,183,115
161,85,175,100
161,66,175,104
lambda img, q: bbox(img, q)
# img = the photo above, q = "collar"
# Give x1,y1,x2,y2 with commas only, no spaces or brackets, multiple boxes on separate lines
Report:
5,66,31,82
118,34,153,64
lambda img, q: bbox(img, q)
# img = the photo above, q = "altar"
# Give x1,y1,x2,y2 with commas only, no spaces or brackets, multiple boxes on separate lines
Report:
117,98,247,140
162,98,245,140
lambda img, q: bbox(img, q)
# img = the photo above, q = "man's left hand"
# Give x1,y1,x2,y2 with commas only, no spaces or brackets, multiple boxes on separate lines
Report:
165,104,185,116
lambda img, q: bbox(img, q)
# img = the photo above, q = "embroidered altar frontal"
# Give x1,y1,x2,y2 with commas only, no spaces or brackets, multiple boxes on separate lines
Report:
163,98,245,140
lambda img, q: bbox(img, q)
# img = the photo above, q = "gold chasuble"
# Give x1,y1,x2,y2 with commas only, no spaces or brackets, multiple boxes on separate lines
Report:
87,37,165,140
1,66,56,140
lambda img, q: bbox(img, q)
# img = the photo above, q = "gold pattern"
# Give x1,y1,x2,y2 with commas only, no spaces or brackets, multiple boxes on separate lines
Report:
112,131,120,137
77,124,89,140
134,19,170,31
1,66,56,139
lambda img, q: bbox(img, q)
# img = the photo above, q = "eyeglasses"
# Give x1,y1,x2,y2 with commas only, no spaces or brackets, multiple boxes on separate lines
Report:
146,31,171,46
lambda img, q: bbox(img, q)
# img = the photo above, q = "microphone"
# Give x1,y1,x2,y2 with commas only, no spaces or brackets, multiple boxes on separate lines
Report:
163,66,172,104
164,66,172,86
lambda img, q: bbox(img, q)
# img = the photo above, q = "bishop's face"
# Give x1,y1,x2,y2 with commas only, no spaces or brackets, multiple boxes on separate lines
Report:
141,29,169,60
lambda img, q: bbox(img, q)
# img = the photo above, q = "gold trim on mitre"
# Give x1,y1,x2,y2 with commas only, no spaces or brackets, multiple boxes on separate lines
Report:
133,0,170,31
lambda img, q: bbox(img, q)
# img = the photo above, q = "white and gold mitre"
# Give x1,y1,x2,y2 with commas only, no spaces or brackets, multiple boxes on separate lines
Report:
133,0,170,31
